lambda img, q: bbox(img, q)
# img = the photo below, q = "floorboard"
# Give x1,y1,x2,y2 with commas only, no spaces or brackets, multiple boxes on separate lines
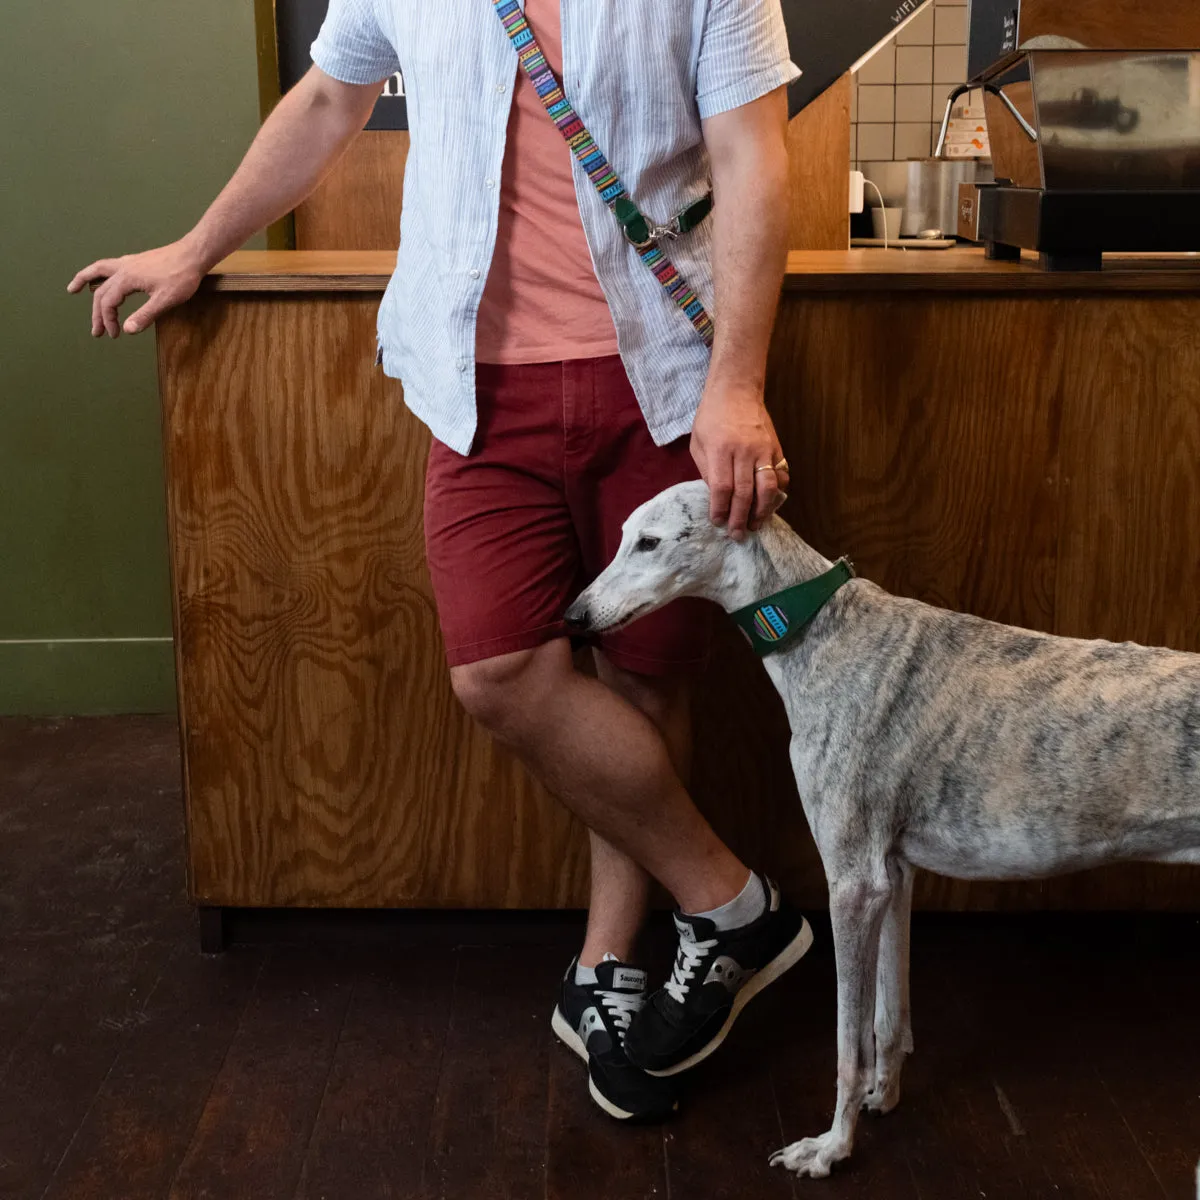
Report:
544,1020,669,1200
664,968,799,1200
294,949,458,1200
2,716,1200,1200
959,919,1169,1200
900,919,1063,1199
422,946,558,1200
167,948,354,1200
0,937,175,1200
1072,917,1200,1198
42,947,264,1200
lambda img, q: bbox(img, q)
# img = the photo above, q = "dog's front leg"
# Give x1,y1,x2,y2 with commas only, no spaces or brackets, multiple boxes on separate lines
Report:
771,871,892,1178
865,858,914,1115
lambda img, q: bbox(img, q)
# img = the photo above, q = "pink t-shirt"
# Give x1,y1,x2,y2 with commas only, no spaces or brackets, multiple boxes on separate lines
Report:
475,0,620,365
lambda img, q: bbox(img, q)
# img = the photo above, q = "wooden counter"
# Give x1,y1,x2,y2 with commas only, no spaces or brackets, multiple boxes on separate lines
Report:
207,247,1200,291
158,249,1200,923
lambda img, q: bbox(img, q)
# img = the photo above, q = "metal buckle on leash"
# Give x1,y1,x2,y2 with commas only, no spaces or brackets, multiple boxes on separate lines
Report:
623,217,680,250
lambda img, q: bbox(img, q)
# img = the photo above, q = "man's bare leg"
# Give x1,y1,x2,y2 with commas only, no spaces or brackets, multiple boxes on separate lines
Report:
580,833,651,967
578,655,694,967
450,638,747,915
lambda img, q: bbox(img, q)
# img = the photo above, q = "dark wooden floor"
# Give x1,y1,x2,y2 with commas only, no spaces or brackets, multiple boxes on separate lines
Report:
2,716,1199,1200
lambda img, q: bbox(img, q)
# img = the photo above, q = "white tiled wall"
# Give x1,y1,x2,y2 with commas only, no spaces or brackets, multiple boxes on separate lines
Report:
850,0,969,165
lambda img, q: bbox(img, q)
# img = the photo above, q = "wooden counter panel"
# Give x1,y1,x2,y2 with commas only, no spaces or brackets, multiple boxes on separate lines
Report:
156,292,829,909
780,250,1200,292
786,75,851,251
157,295,588,908
768,289,1200,910
208,251,397,292
159,276,1200,912
1056,297,1200,649
294,132,409,252
286,91,850,254
768,293,1062,629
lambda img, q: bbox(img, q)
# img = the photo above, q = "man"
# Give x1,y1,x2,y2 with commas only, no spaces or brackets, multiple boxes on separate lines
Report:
70,0,810,1123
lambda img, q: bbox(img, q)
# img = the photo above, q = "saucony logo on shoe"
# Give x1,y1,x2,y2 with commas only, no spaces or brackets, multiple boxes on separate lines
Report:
703,955,756,993
614,967,647,991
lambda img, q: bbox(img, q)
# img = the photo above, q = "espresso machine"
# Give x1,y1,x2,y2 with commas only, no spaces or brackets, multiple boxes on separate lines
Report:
962,0,1200,269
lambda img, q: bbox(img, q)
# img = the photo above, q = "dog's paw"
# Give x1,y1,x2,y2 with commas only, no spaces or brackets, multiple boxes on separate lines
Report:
863,1077,901,1115
769,1133,848,1178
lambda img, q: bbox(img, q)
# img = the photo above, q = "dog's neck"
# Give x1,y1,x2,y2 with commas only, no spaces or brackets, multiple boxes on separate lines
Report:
709,515,836,612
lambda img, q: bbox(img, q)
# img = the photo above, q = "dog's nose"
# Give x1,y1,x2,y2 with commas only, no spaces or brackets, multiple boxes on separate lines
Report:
564,604,591,632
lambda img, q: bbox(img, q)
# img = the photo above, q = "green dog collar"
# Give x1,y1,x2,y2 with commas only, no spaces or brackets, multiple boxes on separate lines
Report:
730,559,855,657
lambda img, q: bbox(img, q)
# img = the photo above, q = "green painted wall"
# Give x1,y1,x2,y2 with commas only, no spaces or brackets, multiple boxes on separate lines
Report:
1,2,264,714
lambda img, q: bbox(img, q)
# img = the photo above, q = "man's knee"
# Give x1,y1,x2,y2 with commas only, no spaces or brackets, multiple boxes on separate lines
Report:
449,645,560,737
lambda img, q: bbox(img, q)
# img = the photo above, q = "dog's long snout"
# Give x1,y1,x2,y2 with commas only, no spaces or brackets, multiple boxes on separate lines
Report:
564,601,591,632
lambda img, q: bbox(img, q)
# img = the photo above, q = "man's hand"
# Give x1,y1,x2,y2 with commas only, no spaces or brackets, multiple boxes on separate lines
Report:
67,67,385,340
691,382,789,539
68,240,206,338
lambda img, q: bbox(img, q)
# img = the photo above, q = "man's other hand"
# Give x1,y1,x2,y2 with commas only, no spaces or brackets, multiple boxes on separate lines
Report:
68,240,206,338
690,384,789,539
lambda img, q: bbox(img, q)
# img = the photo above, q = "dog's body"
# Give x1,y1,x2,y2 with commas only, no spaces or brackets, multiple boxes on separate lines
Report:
567,481,1200,1178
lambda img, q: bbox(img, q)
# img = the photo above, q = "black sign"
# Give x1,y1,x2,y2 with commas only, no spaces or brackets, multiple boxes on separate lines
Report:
275,0,408,130
965,0,1023,81
782,0,953,115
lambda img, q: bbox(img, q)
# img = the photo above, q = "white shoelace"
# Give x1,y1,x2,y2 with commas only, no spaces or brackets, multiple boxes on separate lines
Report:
664,935,719,1004
597,988,644,1043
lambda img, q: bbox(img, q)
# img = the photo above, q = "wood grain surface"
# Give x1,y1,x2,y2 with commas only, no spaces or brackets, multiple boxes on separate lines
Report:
157,295,586,908
158,281,1200,911
766,290,1200,910
294,131,410,251
207,247,1200,293
285,94,851,254
1017,0,1200,51
787,73,851,251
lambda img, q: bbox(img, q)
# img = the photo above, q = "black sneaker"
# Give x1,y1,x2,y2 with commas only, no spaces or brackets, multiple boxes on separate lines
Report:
624,876,812,1077
551,957,679,1122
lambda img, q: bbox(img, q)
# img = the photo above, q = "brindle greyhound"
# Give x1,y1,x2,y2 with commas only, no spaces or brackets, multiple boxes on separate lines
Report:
565,480,1200,1178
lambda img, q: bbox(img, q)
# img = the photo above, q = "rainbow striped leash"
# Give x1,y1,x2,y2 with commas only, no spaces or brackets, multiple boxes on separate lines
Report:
491,0,715,349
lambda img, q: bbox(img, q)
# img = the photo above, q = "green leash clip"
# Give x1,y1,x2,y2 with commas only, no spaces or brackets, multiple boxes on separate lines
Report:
730,559,856,657
615,193,713,250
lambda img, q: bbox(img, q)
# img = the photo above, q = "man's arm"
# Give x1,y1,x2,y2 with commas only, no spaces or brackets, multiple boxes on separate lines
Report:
68,66,384,338
693,84,791,538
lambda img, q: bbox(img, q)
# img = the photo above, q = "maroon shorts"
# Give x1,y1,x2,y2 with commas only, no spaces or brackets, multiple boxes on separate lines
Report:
424,356,712,675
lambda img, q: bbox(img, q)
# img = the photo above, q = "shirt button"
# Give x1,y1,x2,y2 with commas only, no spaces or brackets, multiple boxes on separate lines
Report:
485,178,495,189
457,358,468,372
495,82,505,94
469,268,480,279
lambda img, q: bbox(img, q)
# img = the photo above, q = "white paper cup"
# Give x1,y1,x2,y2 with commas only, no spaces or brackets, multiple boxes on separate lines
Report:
871,207,904,241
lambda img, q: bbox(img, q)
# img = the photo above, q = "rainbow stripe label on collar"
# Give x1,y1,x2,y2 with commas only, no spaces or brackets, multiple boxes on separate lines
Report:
752,604,790,642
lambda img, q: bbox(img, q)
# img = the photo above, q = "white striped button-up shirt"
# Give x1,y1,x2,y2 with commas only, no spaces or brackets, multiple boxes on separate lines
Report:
312,0,799,455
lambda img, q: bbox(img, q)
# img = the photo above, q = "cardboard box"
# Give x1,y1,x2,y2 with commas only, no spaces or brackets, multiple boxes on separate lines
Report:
957,182,982,240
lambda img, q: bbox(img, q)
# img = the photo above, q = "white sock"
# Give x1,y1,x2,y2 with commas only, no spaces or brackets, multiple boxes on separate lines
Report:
689,871,766,932
575,951,619,985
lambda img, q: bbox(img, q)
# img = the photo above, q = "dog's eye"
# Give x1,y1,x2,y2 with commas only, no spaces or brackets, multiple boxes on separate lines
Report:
634,536,661,553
